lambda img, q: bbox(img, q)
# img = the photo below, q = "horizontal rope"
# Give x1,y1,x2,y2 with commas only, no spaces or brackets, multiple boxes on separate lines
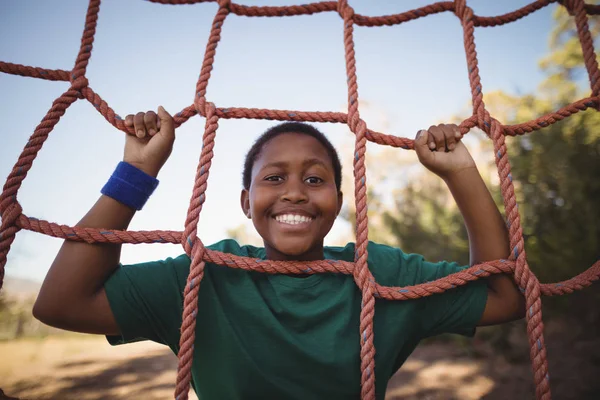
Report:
145,0,600,28
0,61,71,81
13,213,600,297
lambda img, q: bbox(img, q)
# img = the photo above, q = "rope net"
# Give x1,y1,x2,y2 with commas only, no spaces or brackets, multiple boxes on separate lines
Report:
0,0,599,399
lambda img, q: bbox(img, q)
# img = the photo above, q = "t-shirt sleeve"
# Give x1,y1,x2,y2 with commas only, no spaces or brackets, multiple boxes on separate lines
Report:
414,255,488,338
104,254,190,348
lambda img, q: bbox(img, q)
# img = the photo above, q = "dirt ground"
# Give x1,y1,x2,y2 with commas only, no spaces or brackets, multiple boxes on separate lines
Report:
1,323,599,400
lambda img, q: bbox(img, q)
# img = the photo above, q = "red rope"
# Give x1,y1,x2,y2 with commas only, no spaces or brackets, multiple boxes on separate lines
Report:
1,1,599,399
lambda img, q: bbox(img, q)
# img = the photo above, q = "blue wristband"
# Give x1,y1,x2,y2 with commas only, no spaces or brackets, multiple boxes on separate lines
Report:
101,162,159,210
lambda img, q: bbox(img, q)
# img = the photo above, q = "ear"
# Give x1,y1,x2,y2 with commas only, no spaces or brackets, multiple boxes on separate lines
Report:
336,191,343,216
240,189,251,218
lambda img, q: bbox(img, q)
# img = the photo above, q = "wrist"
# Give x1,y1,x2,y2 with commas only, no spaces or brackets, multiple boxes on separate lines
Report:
101,162,159,210
441,165,480,186
122,159,161,178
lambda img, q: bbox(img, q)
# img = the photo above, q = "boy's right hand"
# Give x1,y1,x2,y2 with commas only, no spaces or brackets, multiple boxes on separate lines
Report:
123,106,175,178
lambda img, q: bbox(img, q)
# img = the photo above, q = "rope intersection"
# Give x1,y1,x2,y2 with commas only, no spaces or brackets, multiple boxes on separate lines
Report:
1,1,599,399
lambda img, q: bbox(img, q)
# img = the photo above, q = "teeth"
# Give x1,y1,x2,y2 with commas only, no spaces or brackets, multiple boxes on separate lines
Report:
275,214,312,225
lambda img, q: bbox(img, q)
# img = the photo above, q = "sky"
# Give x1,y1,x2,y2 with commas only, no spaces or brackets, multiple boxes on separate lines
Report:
0,0,560,282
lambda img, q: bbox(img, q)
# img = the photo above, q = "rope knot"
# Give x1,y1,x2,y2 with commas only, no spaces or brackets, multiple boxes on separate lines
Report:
204,101,216,117
217,0,231,10
70,76,89,93
356,118,367,136
453,0,468,20
0,200,23,232
182,233,207,259
337,0,354,21
476,109,494,136
194,96,207,117
182,233,197,256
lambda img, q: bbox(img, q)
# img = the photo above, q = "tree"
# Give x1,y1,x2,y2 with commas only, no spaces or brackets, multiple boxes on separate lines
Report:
341,4,600,317
484,5,600,317
382,176,470,265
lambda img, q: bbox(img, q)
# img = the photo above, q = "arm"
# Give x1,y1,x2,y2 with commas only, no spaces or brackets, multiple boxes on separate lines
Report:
415,125,526,326
445,168,525,325
33,197,135,334
33,107,175,334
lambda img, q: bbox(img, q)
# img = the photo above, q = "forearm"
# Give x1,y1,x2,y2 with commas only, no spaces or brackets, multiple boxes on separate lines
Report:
444,167,523,298
444,167,525,321
444,167,510,266
415,125,524,323
34,195,135,316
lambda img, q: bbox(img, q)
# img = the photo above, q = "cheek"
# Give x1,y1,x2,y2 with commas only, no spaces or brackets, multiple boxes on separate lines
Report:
314,191,340,216
249,189,273,217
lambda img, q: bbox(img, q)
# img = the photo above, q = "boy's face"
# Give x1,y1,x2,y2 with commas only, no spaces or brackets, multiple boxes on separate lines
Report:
241,132,342,261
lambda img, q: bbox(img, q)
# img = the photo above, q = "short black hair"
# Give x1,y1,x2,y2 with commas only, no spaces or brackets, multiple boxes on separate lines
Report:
242,122,342,191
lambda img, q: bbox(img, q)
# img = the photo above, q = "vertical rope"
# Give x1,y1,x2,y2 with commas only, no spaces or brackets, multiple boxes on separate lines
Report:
567,0,600,98
489,119,550,399
71,0,101,87
455,0,490,130
338,1,376,398
456,1,551,398
175,103,219,400
0,202,22,290
194,1,231,115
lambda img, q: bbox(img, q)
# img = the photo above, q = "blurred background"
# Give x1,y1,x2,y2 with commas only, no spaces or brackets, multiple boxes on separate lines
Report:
1,0,598,399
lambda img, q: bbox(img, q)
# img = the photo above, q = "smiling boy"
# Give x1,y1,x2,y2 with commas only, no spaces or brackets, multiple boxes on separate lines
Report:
33,108,525,399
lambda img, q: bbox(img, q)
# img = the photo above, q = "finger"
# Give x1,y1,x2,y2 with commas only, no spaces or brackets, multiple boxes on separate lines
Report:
157,106,175,140
429,125,446,152
445,124,459,151
124,114,134,127
144,111,158,136
414,129,433,164
134,112,146,138
425,126,436,150
455,125,463,140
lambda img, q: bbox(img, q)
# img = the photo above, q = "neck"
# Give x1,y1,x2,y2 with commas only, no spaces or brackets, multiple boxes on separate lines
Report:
264,244,325,262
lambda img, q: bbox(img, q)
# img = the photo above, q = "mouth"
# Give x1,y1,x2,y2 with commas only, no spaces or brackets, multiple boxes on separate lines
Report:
273,213,315,227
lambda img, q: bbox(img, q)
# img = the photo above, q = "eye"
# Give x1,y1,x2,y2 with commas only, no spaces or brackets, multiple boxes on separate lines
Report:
305,176,323,185
265,175,283,182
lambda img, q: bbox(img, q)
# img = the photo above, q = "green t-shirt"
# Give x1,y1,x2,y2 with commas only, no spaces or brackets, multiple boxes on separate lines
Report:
105,239,487,400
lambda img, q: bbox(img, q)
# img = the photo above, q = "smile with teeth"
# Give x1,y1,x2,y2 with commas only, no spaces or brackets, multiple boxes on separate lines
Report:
275,214,314,225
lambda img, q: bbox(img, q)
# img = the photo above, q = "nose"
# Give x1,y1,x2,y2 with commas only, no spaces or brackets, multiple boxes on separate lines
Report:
280,177,308,203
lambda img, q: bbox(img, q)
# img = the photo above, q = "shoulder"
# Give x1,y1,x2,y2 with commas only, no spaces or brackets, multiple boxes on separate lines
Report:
143,239,265,266
324,241,408,259
115,239,263,286
206,238,258,255
324,241,427,286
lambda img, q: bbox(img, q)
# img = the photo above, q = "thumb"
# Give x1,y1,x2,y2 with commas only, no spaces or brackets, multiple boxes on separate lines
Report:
157,106,175,139
414,130,432,163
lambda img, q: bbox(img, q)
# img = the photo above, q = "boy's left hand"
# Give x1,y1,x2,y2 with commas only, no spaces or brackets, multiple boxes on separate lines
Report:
414,124,476,180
